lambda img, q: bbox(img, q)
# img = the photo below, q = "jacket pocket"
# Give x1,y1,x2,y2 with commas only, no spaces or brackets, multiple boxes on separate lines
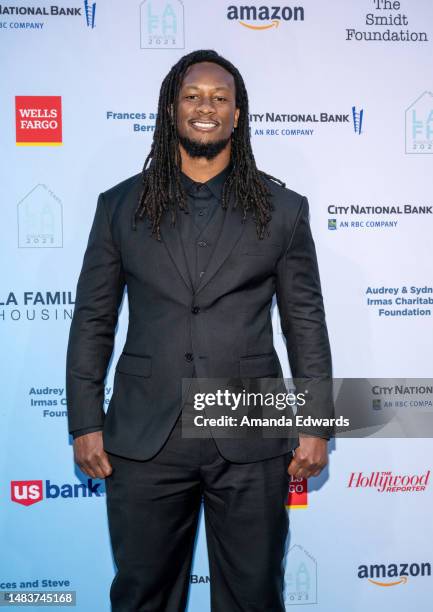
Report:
239,352,279,378
115,353,152,377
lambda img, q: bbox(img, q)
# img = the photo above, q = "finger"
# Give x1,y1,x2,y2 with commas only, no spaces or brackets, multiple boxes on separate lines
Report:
87,451,113,479
92,467,108,480
290,463,307,479
78,460,99,480
293,470,306,480
79,465,97,480
292,452,310,470
87,456,110,480
288,458,302,477
302,466,323,479
95,453,113,478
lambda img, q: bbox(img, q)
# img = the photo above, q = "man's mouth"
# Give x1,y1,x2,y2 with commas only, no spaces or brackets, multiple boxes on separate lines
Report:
189,120,219,132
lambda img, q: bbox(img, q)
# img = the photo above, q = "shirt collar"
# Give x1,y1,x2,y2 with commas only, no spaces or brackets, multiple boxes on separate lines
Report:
180,163,232,201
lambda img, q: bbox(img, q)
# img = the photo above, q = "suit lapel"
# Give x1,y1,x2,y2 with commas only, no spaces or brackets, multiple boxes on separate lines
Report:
160,208,194,292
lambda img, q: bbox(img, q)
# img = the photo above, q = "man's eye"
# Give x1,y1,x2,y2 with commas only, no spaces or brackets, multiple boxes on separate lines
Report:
186,95,198,100
215,97,227,102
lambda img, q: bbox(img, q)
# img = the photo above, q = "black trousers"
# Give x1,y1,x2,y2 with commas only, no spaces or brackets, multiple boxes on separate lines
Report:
105,411,291,612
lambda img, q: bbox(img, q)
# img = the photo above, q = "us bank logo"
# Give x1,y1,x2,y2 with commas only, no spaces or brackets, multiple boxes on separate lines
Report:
17,184,63,248
11,479,104,506
405,91,433,154
140,0,184,48
227,4,304,30
284,545,317,605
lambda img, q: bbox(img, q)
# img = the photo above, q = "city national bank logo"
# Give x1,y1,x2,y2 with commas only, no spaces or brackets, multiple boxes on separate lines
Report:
286,476,307,509
17,184,63,248
405,91,433,154
84,0,96,28
249,106,364,138
190,574,210,584
352,106,364,134
11,479,103,506
348,470,430,493
326,202,433,232
227,5,304,30
358,560,431,587
140,0,184,49
15,96,62,146
285,545,317,605
0,4,94,31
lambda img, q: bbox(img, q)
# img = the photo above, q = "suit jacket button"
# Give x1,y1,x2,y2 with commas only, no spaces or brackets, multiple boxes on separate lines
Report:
185,352,194,361
191,306,200,314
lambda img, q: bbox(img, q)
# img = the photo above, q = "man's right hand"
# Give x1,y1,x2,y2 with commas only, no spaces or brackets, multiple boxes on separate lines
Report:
73,431,113,479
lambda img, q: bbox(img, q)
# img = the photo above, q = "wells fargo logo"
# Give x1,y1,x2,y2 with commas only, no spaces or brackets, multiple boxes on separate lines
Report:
358,561,431,587
227,4,304,30
286,476,307,509
15,96,62,146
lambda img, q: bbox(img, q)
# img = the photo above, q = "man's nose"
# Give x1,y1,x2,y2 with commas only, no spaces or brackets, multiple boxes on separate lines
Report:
196,97,216,114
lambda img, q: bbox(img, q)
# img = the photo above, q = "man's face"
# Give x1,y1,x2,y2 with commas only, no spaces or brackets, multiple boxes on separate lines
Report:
176,61,240,159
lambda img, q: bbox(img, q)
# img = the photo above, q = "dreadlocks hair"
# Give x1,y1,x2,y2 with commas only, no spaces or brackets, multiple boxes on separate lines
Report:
133,49,286,241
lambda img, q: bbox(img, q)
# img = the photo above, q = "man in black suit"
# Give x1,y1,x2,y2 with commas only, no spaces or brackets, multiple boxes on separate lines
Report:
66,49,333,611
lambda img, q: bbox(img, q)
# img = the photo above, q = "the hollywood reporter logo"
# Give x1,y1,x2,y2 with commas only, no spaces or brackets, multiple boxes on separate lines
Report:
348,470,430,493
11,478,102,506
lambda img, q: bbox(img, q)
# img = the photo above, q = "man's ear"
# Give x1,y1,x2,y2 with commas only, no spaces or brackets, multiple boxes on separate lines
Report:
234,107,240,129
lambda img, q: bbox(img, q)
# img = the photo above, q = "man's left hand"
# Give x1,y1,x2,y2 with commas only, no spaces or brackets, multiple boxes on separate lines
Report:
288,434,328,479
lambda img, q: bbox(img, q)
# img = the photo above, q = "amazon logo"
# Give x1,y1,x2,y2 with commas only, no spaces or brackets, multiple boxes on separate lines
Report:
227,5,305,30
358,561,431,586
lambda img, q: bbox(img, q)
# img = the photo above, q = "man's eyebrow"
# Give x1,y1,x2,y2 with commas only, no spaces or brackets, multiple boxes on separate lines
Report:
181,84,231,91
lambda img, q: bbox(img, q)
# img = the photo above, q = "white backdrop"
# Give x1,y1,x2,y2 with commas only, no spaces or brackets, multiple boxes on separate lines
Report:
1,1,433,610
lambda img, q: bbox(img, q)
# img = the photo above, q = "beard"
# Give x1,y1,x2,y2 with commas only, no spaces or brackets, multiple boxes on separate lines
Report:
178,133,231,160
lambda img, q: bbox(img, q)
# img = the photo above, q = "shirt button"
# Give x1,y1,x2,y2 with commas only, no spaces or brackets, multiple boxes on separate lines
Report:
198,240,208,247
185,352,194,362
199,271,205,277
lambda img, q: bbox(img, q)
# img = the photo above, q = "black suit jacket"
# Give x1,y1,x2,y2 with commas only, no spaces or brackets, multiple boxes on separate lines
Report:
66,172,334,461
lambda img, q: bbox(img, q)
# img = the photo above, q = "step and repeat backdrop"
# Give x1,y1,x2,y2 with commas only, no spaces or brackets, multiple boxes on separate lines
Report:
1,1,433,610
